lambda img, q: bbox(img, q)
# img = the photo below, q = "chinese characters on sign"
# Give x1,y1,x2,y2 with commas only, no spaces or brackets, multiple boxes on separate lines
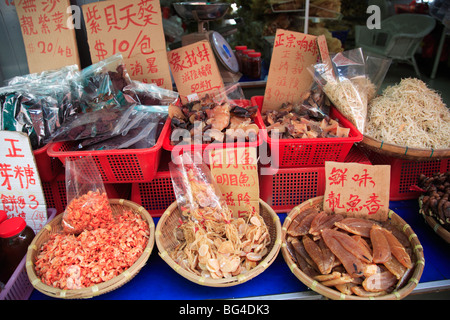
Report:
262,29,320,112
209,147,259,218
82,0,172,90
0,131,47,233
323,162,390,221
15,0,80,73
168,40,224,104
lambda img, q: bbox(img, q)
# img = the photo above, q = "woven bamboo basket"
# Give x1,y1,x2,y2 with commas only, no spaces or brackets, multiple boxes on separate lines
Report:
155,199,282,287
281,196,425,300
26,199,155,299
360,135,450,161
419,196,450,244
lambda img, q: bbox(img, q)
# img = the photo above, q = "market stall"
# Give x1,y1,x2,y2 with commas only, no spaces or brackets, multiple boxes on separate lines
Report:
0,0,449,302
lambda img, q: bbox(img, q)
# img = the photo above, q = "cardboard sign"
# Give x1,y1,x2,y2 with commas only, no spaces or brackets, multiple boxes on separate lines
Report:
15,0,80,73
262,29,319,112
316,34,335,78
0,131,47,233
323,162,390,221
82,0,172,90
168,40,224,104
209,147,259,218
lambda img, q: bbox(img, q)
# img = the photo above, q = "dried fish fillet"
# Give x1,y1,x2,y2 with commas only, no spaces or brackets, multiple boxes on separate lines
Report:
362,271,397,292
303,236,333,274
324,228,372,264
309,212,344,236
335,218,376,237
296,213,317,236
287,208,318,237
381,228,413,269
384,256,407,280
370,225,391,264
322,229,364,278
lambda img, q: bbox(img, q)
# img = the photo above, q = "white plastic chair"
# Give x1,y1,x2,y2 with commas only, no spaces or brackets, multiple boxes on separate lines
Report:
355,13,436,78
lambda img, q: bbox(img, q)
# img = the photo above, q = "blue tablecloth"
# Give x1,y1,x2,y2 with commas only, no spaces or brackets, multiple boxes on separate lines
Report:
29,199,450,300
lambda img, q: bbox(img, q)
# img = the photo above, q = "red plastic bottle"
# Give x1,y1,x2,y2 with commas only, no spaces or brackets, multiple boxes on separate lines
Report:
0,217,35,284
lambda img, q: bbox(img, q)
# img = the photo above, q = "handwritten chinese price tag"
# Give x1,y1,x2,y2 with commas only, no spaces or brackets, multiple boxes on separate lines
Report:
82,0,172,90
262,29,319,112
324,162,390,221
168,40,224,104
209,147,259,218
15,0,80,73
0,131,47,233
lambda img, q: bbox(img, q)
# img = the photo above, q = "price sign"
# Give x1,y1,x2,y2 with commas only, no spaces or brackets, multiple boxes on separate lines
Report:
82,0,172,90
209,147,259,218
15,0,80,73
0,131,47,233
323,162,391,221
168,40,224,104
262,29,320,112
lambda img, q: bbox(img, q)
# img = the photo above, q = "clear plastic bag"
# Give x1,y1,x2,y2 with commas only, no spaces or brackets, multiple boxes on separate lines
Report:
74,54,132,113
309,48,390,133
169,152,230,220
62,156,113,235
123,81,179,106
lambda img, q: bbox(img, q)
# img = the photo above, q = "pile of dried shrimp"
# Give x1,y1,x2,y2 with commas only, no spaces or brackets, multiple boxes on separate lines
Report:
170,168,271,279
286,206,414,297
34,198,150,290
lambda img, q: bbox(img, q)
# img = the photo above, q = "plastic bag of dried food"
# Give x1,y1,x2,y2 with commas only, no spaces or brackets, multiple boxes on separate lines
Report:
74,54,132,113
80,105,168,150
62,156,114,235
169,152,230,219
123,81,179,106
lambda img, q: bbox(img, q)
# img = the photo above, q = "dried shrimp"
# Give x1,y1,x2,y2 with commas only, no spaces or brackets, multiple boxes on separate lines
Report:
35,209,149,290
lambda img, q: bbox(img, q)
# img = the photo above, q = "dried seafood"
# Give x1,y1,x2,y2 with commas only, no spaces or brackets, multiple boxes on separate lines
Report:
262,89,350,139
286,208,414,297
169,95,259,145
169,166,270,279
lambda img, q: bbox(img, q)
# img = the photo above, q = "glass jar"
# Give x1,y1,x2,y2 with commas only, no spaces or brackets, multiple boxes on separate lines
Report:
247,52,262,79
234,45,247,73
241,49,255,77
0,217,35,284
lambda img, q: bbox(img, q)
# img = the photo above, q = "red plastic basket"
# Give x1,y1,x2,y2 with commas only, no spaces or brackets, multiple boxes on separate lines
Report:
162,99,263,159
252,96,363,168
259,146,371,213
360,147,450,201
33,144,64,182
0,208,57,300
42,172,131,214
130,151,176,217
46,119,170,183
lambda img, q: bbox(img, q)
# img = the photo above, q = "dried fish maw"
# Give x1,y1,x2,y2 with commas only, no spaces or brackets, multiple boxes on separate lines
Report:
335,283,356,295
384,256,407,280
287,207,318,237
370,225,391,264
303,236,333,274
335,218,375,238
309,212,344,236
325,229,372,263
351,285,387,297
362,271,397,292
322,229,364,278
363,263,381,278
381,228,412,269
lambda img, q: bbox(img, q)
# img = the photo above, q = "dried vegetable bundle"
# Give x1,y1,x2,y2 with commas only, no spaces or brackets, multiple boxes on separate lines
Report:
168,154,270,279
285,206,415,297
365,78,450,149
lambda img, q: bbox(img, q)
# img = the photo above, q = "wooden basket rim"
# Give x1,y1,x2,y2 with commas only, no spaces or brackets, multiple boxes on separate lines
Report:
26,198,156,299
361,135,450,161
280,196,425,300
155,199,282,287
